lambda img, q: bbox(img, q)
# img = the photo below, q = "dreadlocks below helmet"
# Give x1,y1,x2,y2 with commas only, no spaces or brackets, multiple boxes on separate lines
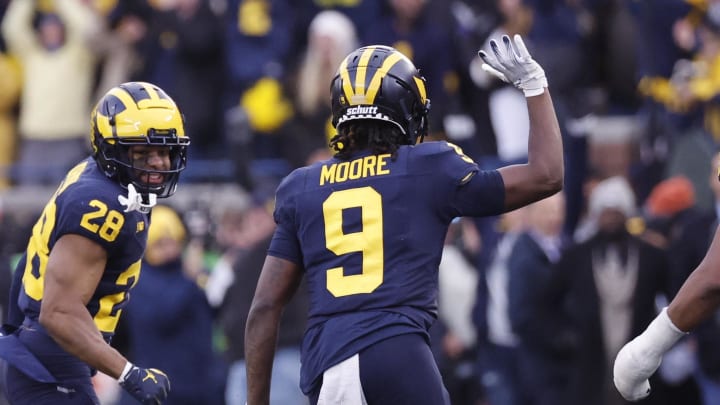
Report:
91,82,190,199
331,45,431,145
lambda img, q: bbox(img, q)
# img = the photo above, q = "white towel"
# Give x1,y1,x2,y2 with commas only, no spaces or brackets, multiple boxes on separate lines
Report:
317,354,368,405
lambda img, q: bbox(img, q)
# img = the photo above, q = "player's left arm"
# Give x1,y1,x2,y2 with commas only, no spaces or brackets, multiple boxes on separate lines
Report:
245,255,303,405
39,234,128,379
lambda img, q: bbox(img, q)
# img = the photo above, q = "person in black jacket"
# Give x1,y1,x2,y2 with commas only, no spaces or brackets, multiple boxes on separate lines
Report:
118,205,226,405
218,194,309,405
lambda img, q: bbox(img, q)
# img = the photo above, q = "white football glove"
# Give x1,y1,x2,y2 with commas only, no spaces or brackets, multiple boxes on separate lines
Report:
613,307,686,401
118,183,157,214
478,34,548,97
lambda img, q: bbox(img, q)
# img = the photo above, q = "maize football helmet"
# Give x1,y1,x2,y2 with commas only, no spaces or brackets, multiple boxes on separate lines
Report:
91,82,190,199
331,45,431,144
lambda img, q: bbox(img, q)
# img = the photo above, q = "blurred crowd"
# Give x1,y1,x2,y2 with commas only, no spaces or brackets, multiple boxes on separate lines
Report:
3,0,720,404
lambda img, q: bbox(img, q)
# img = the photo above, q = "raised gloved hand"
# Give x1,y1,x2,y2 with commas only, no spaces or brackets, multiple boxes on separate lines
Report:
118,363,171,405
118,183,157,214
613,308,686,401
478,34,548,97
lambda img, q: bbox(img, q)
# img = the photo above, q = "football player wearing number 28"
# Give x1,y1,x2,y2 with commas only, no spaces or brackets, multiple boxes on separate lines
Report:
0,82,190,405
245,34,563,405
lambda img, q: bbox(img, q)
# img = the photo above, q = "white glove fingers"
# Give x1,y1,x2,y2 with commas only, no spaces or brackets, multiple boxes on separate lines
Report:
503,35,522,65
512,34,532,61
489,38,512,70
477,49,494,65
481,63,509,83
478,48,509,83
478,49,503,74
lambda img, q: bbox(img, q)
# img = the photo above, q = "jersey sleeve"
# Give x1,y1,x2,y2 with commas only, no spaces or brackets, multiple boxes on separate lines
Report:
452,168,505,217
267,169,303,265
415,141,479,186
412,141,505,218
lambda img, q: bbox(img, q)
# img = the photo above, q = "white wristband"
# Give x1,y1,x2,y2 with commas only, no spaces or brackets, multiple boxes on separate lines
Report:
524,87,546,97
641,307,686,356
118,361,134,383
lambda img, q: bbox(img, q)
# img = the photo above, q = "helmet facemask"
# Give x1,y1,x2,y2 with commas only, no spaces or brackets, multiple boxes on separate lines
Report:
95,130,189,201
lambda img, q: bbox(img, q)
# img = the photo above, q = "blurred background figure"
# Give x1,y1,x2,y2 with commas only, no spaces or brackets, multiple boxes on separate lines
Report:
117,204,226,405
211,190,309,405
0,24,20,191
1,0,100,185
281,9,358,168
472,207,528,405
434,217,484,405
635,0,720,205
508,192,568,405
539,176,686,405
363,0,457,139
221,0,296,189
639,175,700,253
132,0,226,165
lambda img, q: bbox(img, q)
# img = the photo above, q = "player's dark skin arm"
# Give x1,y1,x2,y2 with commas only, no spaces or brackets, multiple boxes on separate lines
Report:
667,225,720,332
39,234,129,379
497,90,564,211
245,255,303,405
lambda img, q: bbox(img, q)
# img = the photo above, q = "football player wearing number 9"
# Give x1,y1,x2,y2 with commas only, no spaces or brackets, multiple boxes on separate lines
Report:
245,34,563,405
0,82,189,404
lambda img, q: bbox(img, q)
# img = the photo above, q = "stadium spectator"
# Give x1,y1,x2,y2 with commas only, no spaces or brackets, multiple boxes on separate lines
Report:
473,207,529,405
508,192,568,405
132,0,226,163
544,176,673,405
363,0,457,138
293,0,383,46
280,10,359,169
87,1,146,100
435,218,484,405
218,190,308,405
0,31,20,190
222,0,297,183
1,0,101,185
118,204,226,405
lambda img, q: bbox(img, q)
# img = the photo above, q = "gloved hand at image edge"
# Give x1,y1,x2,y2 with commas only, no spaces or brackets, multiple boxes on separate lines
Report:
612,307,687,401
478,34,548,97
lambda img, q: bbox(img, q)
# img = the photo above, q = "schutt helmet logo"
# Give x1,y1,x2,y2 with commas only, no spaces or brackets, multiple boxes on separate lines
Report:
345,106,378,115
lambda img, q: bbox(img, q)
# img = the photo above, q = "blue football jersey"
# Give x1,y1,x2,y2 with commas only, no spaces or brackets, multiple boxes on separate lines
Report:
15,157,149,341
267,141,505,393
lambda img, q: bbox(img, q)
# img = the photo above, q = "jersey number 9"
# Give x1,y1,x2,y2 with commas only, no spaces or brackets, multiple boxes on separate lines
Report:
323,187,384,297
